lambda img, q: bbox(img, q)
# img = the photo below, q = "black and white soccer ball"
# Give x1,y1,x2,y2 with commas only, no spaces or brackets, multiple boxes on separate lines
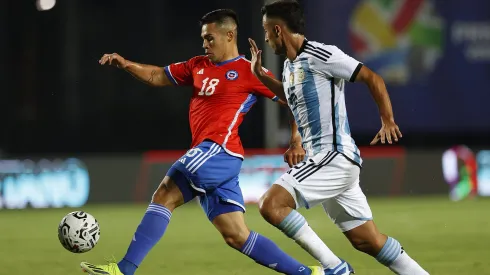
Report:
57,211,100,253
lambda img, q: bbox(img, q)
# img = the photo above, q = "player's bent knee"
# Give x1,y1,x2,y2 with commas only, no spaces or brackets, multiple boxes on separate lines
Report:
151,176,184,211
349,235,386,256
258,186,295,225
344,223,387,256
348,236,371,252
258,193,280,223
222,229,249,250
213,212,250,250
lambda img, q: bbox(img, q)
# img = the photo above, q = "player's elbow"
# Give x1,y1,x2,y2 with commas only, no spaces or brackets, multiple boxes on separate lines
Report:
371,72,385,88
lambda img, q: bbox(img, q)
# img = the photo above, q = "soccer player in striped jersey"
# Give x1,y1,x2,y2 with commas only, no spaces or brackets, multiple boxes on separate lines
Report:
249,1,429,275
79,9,322,275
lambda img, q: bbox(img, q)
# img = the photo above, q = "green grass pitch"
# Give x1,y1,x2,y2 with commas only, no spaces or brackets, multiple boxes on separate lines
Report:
1,196,489,274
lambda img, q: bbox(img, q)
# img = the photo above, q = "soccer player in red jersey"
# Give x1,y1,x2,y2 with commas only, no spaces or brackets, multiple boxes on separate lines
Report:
80,9,322,275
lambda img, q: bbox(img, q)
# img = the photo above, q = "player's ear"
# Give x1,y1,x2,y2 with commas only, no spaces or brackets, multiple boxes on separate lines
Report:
274,25,281,37
227,31,234,41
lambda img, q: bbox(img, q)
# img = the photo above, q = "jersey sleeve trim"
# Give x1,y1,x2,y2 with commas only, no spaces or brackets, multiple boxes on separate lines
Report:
271,96,279,102
349,63,363,82
163,66,178,85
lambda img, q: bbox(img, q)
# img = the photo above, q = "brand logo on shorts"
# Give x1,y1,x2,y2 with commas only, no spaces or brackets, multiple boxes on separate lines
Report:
225,70,238,80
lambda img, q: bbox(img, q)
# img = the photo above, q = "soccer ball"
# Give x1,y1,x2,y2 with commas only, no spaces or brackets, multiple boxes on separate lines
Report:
57,211,100,253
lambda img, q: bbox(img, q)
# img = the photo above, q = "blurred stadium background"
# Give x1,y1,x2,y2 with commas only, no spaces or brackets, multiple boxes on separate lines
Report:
1,0,490,274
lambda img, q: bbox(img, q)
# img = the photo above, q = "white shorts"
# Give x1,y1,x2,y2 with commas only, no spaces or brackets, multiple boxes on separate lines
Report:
274,151,373,232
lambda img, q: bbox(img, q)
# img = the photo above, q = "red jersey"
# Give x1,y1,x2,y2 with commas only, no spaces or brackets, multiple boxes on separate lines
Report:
163,55,279,158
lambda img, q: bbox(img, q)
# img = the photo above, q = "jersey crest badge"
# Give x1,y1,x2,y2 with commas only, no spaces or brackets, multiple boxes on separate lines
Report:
290,68,305,86
225,70,239,80
297,68,305,82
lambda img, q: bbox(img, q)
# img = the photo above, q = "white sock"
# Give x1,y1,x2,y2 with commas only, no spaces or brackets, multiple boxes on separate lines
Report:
377,237,429,275
278,210,341,269
389,250,429,275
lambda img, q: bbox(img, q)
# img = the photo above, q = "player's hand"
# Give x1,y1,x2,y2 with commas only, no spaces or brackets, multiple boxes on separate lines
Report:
248,38,264,77
99,53,127,69
370,118,402,145
284,143,306,168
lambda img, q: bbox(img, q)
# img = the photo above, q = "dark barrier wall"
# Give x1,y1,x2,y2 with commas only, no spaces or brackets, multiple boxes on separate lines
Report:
3,146,490,209
136,148,450,201
0,156,141,208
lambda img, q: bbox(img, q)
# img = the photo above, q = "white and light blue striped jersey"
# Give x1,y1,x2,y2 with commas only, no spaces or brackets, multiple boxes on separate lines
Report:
282,39,363,166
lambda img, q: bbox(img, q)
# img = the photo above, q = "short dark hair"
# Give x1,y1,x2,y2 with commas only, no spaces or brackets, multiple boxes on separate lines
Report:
261,0,305,35
199,9,239,28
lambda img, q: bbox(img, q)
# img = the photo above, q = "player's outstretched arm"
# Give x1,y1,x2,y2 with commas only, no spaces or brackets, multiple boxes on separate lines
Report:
354,66,402,145
99,53,173,87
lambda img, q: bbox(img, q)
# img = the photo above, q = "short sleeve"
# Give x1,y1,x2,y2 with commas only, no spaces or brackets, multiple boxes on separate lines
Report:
251,68,279,101
163,57,196,86
306,44,363,82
